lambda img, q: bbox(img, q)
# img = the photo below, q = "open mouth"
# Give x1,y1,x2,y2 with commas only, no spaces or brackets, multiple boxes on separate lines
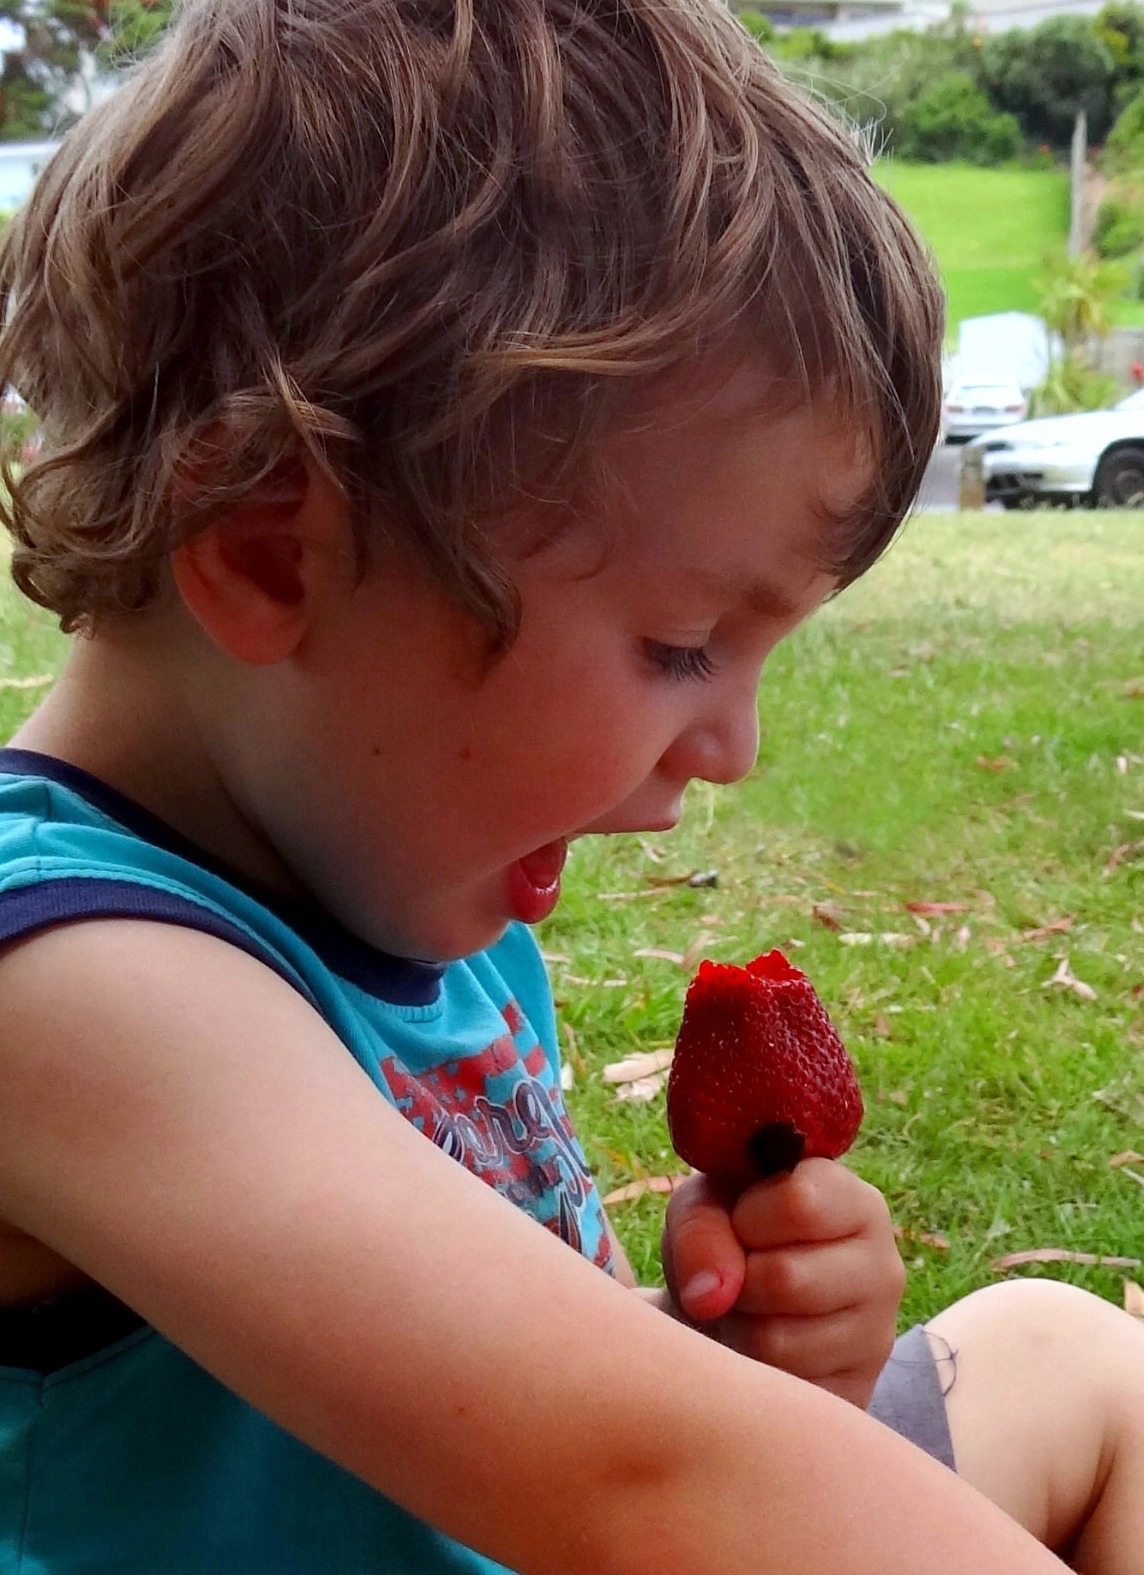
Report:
507,838,569,924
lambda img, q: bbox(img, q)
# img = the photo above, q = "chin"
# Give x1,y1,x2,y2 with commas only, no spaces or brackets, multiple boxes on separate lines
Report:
393,912,514,966
326,877,514,965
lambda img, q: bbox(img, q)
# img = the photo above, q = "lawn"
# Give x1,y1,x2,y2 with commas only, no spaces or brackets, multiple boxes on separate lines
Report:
543,510,1144,1327
874,162,1070,336
1,515,1142,1331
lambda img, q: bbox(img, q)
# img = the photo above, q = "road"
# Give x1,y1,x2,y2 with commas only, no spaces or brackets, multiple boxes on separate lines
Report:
827,0,1108,42
916,441,964,511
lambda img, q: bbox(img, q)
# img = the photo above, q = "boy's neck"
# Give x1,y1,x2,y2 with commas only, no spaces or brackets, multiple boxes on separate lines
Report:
9,630,306,903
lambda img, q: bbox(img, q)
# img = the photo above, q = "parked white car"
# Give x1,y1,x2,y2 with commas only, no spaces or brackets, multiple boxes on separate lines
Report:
942,379,1027,443
962,388,1144,509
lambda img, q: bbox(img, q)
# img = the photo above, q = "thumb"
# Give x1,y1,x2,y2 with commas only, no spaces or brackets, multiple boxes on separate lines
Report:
662,1173,747,1323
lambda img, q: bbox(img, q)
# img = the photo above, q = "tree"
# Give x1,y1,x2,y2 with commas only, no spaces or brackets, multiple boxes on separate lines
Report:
980,17,1118,148
1037,249,1126,348
0,0,171,140
1029,249,1127,413
1093,0,1144,101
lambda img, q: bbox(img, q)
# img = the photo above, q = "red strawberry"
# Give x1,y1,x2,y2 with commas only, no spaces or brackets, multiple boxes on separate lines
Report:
666,949,863,1187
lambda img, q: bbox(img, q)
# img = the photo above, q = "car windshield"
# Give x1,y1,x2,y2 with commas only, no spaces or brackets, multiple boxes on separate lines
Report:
951,385,1021,401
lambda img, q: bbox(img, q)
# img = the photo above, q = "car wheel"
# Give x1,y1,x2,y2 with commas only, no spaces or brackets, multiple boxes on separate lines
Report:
1094,446,1144,507
1000,496,1030,510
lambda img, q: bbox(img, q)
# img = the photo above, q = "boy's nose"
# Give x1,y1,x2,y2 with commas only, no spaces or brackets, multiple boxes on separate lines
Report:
662,694,760,789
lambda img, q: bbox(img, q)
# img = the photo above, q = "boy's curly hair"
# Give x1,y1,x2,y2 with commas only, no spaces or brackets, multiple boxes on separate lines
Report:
0,0,943,647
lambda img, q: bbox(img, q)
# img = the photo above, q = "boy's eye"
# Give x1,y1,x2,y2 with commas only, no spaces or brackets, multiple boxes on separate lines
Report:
644,640,717,682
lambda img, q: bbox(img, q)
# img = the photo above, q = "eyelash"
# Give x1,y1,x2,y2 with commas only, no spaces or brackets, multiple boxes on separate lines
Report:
644,640,717,683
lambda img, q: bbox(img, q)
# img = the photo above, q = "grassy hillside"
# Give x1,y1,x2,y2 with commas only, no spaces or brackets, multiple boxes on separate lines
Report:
875,162,1070,336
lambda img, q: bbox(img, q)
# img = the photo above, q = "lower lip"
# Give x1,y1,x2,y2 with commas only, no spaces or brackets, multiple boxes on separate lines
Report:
507,838,568,924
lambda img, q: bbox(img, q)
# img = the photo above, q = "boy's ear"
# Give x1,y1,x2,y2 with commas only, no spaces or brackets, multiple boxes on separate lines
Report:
171,459,349,665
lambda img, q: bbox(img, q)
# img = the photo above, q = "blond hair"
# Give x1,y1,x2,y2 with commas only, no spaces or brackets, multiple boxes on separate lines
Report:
0,0,943,646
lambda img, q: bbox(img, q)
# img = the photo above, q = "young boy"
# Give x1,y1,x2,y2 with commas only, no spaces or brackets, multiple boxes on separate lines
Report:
0,0,1140,1571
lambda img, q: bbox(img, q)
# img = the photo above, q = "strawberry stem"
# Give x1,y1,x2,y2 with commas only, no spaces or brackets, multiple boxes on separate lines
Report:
746,1123,805,1177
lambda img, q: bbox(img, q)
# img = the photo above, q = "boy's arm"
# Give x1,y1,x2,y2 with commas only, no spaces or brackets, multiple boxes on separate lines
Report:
0,919,1069,1575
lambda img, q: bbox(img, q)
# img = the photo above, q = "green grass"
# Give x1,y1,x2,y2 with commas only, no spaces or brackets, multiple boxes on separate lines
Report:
1108,296,1144,328
2,518,1142,1331
543,511,1144,1326
874,162,1070,334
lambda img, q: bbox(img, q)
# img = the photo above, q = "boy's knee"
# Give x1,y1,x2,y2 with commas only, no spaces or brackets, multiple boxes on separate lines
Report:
930,1277,1124,1355
928,1276,1144,1441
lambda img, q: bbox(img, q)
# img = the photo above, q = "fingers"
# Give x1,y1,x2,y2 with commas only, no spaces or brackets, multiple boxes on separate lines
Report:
730,1159,890,1252
661,1173,747,1323
731,1232,903,1319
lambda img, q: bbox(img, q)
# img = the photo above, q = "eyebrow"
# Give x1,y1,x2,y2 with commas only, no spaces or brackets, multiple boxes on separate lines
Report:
689,568,807,622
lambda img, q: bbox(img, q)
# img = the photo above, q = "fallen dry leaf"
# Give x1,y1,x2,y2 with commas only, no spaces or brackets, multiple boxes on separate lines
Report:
812,902,843,931
838,931,916,949
975,754,1015,771
680,933,717,972
1044,955,1097,1002
0,673,53,690
560,1062,574,1092
1020,916,1075,942
646,869,719,890
616,1073,668,1103
1110,1150,1144,1168
1117,1166,1144,1191
990,1248,1141,1271
1105,840,1144,875
561,1022,587,1076
893,1226,950,1251
602,1175,688,1206
873,1014,893,1039
1125,1281,1144,1319
633,947,686,966
603,1048,674,1085
905,901,972,915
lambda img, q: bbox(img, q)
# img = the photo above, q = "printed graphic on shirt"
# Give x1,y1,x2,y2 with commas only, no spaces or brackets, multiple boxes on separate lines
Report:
380,1002,615,1275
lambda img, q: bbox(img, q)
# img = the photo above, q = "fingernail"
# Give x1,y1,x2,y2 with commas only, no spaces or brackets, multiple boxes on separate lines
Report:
682,1270,723,1312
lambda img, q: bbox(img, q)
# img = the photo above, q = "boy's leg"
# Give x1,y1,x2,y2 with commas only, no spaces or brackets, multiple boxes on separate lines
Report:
925,1278,1144,1574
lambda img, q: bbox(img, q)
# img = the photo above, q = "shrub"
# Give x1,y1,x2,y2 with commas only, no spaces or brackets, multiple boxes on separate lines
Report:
895,71,1023,163
736,9,775,46
1103,82,1144,169
1093,188,1144,257
1028,357,1121,413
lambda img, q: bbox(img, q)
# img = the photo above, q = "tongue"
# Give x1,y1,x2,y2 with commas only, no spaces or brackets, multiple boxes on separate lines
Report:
517,838,567,891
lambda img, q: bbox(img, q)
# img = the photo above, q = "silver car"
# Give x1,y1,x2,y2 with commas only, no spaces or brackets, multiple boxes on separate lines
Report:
962,388,1144,509
942,379,1027,443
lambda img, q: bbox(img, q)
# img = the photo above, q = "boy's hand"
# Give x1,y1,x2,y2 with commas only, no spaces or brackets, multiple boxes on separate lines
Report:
660,1159,904,1409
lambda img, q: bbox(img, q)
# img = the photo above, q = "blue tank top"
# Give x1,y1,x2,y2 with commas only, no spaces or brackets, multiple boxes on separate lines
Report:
0,749,614,1573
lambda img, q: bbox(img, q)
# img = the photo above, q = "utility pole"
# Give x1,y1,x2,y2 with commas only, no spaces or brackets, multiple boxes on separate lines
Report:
1068,109,1088,258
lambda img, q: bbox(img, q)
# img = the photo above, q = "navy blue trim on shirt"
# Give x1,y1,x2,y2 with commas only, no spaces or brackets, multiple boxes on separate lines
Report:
0,878,325,1011
0,748,444,1006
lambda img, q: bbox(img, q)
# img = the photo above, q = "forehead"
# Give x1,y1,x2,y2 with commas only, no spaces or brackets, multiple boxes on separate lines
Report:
600,357,875,547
